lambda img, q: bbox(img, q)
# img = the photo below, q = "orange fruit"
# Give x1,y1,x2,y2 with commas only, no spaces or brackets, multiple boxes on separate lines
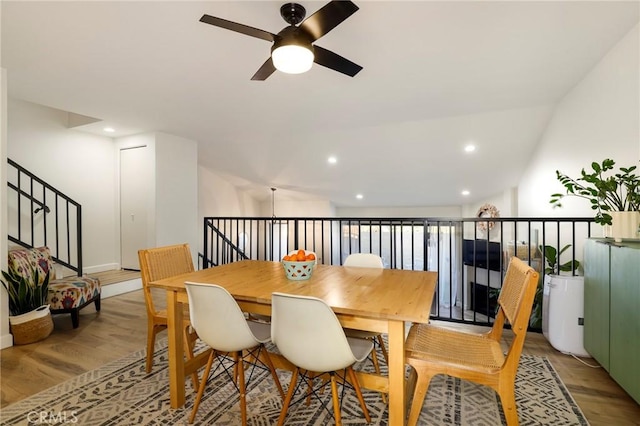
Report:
306,253,316,261
296,252,306,261
283,255,291,261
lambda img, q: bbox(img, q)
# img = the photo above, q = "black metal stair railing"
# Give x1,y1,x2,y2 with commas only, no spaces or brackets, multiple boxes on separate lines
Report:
202,221,249,268
6,158,83,276
203,215,596,330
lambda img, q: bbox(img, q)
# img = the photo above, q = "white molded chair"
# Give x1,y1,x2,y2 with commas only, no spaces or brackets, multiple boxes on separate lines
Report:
271,292,373,426
343,253,384,268
185,282,284,425
343,253,388,401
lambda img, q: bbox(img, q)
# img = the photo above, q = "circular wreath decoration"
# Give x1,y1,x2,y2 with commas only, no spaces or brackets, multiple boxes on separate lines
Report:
476,203,500,232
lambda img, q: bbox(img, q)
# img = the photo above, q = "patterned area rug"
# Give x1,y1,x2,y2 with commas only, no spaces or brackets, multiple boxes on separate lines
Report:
1,339,588,425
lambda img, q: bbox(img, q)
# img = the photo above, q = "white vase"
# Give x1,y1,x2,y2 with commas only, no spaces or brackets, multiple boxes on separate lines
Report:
610,211,640,242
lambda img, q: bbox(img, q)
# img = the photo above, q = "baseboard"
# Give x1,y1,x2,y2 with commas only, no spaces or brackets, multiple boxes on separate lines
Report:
1,332,14,349
83,263,120,274
100,278,142,299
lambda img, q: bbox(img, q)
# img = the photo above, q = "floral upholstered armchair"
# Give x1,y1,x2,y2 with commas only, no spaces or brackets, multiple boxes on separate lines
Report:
7,246,101,328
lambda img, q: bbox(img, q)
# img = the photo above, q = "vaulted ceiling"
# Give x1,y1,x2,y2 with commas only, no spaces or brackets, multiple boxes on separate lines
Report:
2,1,638,207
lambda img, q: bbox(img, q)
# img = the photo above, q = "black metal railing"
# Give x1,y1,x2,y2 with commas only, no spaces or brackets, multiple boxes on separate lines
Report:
6,158,83,276
203,216,597,330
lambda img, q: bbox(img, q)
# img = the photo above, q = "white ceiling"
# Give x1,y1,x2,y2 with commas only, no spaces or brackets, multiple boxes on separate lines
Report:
2,1,638,207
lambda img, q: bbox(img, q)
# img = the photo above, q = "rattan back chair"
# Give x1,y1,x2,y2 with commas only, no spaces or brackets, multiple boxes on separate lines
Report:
138,243,199,387
404,256,539,426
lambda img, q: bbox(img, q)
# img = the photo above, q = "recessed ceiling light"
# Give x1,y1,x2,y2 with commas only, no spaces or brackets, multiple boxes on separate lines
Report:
356,194,363,200
461,190,470,196
328,156,337,164
464,145,476,153
103,127,115,133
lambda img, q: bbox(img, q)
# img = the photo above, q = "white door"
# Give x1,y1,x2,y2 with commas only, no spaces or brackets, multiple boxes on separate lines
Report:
120,146,149,270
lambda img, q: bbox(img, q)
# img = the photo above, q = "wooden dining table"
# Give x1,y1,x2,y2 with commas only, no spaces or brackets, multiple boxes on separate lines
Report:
149,259,436,426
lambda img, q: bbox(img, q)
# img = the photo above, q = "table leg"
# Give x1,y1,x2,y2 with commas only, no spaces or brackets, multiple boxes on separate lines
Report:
167,290,186,408
388,319,406,426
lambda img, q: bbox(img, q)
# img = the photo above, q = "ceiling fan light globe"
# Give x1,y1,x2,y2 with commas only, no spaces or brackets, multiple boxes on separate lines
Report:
272,45,314,74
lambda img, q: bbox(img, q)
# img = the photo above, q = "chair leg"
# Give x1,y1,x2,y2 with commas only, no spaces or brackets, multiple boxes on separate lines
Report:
369,345,387,404
183,327,200,390
189,351,215,424
347,366,371,423
329,372,343,426
318,374,330,395
277,368,299,426
233,352,240,384
498,384,519,426
376,334,389,366
406,365,434,426
305,372,314,406
238,351,247,426
146,323,161,373
71,309,80,329
405,365,417,416
94,295,101,311
259,346,285,400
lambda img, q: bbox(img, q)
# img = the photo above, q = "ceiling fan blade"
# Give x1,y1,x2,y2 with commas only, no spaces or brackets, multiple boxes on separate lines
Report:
313,45,362,77
299,1,359,42
251,57,277,81
200,14,276,42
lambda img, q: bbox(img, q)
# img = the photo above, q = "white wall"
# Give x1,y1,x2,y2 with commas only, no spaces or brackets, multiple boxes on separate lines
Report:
155,132,198,259
7,98,118,272
518,24,640,220
198,165,261,218
459,24,639,264
116,132,199,264
336,205,461,218
198,165,261,256
263,199,335,217
462,188,517,219
1,68,13,349
462,188,519,242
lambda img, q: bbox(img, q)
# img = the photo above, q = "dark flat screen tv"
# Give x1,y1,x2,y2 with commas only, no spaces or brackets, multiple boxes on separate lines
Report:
463,239,502,271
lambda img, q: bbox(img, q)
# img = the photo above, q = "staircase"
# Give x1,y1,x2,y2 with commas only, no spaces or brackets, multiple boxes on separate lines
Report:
6,158,83,277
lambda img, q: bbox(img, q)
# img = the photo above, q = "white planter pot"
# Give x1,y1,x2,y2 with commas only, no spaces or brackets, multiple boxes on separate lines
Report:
542,275,589,357
610,211,640,242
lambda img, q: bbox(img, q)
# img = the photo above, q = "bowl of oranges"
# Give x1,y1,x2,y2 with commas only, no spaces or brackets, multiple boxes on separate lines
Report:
282,250,316,281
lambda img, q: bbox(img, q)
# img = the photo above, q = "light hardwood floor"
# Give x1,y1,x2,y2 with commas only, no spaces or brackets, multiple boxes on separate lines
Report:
1,288,639,425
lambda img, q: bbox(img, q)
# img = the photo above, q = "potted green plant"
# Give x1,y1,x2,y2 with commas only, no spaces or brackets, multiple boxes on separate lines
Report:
1,264,53,345
539,244,581,276
550,159,640,241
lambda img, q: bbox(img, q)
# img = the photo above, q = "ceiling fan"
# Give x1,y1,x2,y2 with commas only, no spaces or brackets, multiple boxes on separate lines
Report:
199,1,362,80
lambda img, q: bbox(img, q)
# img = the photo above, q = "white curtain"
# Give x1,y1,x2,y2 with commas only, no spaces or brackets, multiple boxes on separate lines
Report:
427,225,461,308
270,220,289,261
